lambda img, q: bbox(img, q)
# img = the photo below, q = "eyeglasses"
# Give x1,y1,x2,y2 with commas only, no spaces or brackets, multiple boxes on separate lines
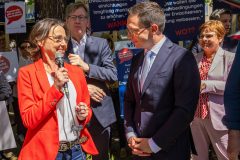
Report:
127,27,149,37
199,33,216,39
68,15,88,21
48,35,69,43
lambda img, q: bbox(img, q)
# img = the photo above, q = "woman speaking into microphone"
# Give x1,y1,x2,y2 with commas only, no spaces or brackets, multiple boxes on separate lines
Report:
17,18,98,160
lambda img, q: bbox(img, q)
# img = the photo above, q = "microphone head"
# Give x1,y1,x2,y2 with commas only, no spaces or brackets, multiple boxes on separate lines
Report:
55,52,64,68
55,52,63,59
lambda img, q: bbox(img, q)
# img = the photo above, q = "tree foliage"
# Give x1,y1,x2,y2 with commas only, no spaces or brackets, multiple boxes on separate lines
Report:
35,0,74,20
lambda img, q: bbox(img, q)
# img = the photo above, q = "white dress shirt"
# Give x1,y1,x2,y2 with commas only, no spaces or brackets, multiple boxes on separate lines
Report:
71,33,87,59
47,73,79,141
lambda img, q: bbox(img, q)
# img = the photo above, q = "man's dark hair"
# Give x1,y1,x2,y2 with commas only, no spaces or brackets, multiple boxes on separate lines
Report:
128,2,165,32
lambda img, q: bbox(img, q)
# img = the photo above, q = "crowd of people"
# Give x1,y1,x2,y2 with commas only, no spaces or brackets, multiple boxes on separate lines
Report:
0,1,239,160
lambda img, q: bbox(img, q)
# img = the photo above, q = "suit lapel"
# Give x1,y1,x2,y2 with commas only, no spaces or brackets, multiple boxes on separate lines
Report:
65,40,73,61
195,52,203,66
65,64,81,103
65,64,79,90
84,36,93,63
141,38,172,94
134,52,145,94
35,59,50,93
208,47,224,73
35,60,81,102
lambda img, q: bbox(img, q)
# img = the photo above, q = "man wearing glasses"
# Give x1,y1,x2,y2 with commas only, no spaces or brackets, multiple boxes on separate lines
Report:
124,2,200,159
65,2,117,160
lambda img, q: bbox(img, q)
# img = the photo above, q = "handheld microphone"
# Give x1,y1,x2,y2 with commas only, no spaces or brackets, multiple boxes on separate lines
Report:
55,52,69,97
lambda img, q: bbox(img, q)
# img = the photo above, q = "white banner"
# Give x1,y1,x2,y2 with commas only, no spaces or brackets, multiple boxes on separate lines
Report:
5,1,26,34
0,51,19,82
0,101,17,150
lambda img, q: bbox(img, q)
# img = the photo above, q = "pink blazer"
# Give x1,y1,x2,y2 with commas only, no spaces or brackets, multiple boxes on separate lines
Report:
17,59,98,160
195,47,235,130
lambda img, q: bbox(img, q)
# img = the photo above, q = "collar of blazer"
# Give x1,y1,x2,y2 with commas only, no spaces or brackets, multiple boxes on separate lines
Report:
33,58,77,93
141,38,173,94
195,47,225,73
66,35,94,56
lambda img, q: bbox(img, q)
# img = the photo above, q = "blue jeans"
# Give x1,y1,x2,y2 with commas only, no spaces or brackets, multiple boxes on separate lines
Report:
56,144,86,160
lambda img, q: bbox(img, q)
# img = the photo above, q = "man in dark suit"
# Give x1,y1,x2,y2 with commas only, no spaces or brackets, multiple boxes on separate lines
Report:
224,42,240,160
65,2,117,159
124,2,200,159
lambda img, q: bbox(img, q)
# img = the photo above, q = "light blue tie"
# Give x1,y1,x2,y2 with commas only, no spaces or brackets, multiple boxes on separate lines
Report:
140,51,154,91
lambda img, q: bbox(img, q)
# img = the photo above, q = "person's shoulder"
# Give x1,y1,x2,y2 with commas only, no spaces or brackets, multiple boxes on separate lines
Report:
65,63,84,74
224,50,235,55
165,38,191,58
88,35,107,42
222,47,235,55
18,62,35,72
17,63,35,79
87,36,108,47
165,38,188,52
223,49,235,61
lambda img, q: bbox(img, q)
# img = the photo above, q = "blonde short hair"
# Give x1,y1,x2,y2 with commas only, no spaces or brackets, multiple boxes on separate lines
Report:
200,20,226,40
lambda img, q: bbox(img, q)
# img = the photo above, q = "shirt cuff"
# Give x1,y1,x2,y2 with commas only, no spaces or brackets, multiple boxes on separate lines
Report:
126,132,137,141
148,138,161,153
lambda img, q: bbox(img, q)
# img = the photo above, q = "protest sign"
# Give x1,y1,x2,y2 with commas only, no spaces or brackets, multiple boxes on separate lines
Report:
0,51,19,82
89,0,135,32
115,41,143,118
0,101,17,151
5,1,26,34
157,0,205,42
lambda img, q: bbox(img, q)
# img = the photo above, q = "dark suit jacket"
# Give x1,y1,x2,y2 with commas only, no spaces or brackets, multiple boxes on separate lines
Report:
222,36,238,53
224,42,240,130
66,35,117,128
124,38,200,159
